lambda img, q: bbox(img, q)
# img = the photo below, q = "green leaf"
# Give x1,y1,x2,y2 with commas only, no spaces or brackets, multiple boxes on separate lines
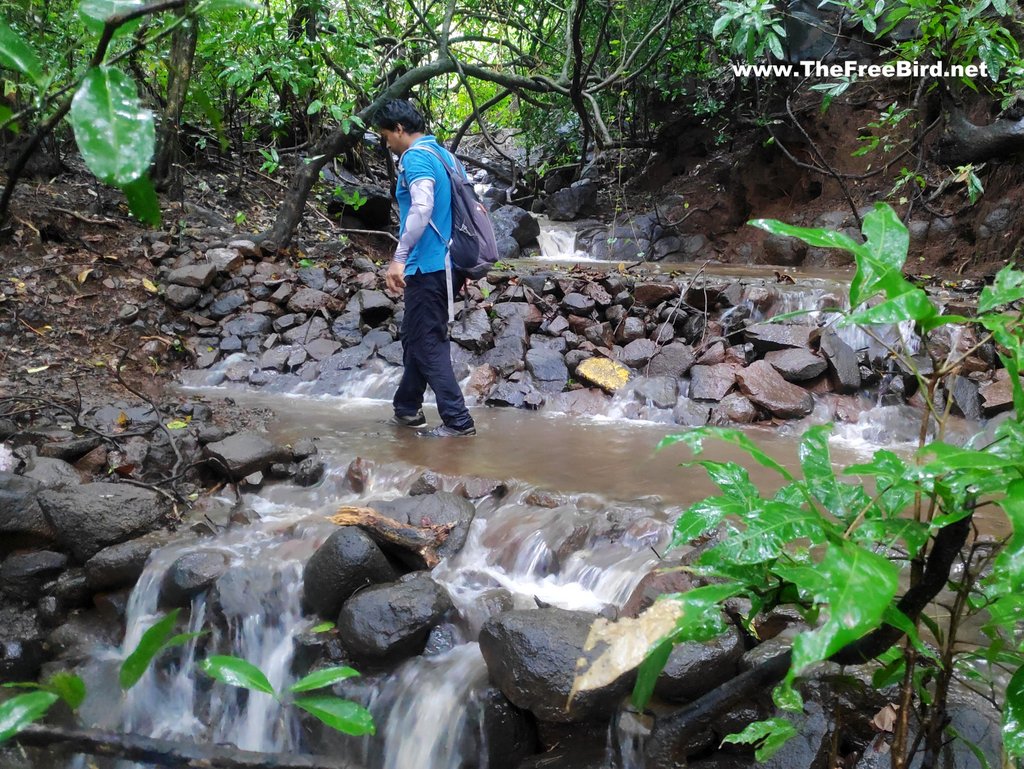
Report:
749,218,865,256
46,672,86,709
852,519,929,558
721,717,797,761
0,691,59,743
700,503,828,565
70,67,155,187
289,666,360,693
1004,665,1024,757
0,19,43,84
850,203,910,307
198,0,258,9
199,656,276,696
311,621,335,633
293,695,375,736
799,423,869,522
122,175,160,226
779,542,898,697
980,265,1024,312
78,0,145,35
690,461,760,506
120,609,180,690
631,637,673,711
660,428,794,481
843,286,938,326
990,479,1024,593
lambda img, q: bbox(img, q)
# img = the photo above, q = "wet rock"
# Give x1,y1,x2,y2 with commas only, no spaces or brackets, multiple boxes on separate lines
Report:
979,371,1018,416
690,363,737,401
711,393,760,424
632,376,678,409
287,288,342,314
526,348,568,392
165,284,202,309
223,313,273,338
371,492,476,563
0,473,53,552
475,686,538,769
485,337,528,377
295,456,325,487
451,308,494,352
763,234,807,266
673,399,711,426
47,610,118,663
736,360,814,419
760,701,832,769
304,338,341,361
621,566,695,617
209,290,247,318
0,606,46,680
84,531,173,590
479,608,634,722
302,528,399,620
203,431,291,481
337,573,453,661
614,316,645,345
206,247,243,273
461,477,507,500
764,348,827,381
160,550,231,607
744,323,813,352
351,290,394,325
655,629,744,702
562,293,596,314
576,357,631,393
1,551,68,602
619,339,657,369
583,322,613,348
492,205,540,246
37,484,166,562
168,264,216,288
819,330,861,394
380,341,405,365
545,388,610,416
53,568,91,607
634,283,679,307
950,375,982,420
547,180,598,221
647,342,695,378
283,317,329,344
21,455,82,489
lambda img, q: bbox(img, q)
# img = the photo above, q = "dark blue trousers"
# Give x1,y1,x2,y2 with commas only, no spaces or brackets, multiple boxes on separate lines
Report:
393,269,474,430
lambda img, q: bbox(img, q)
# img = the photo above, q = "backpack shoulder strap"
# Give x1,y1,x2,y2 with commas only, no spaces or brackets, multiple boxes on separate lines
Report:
405,142,467,180
399,144,449,243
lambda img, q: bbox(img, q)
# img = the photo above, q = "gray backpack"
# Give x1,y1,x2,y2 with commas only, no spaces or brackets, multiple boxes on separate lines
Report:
407,143,500,280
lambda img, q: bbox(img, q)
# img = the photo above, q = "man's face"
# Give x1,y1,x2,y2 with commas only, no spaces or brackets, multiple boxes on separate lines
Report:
380,124,411,155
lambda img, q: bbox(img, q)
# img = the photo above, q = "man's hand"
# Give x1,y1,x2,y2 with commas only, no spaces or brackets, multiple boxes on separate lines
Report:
385,260,406,294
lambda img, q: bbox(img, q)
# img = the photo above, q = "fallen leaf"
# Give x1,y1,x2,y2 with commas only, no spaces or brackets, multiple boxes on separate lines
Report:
142,278,159,293
77,268,93,284
871,704,898,733
24,365,50,373
83,234,105,243
165,419,190,430
116,411,129,427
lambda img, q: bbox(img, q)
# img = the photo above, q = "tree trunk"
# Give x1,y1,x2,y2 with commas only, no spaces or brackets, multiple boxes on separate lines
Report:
13,723,361,769
154,14,198,194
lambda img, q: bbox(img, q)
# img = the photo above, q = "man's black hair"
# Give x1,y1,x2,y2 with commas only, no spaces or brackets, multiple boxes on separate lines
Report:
373,99,426,133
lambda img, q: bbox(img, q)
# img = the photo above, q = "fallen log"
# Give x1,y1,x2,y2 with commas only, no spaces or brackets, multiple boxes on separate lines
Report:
329,505,455,568
12,723,361,769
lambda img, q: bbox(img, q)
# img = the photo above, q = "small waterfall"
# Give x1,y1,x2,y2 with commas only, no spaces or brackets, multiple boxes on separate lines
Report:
536,218,594,261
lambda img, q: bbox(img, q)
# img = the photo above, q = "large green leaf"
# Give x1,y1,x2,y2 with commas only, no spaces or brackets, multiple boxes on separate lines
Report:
798,424,870,522
289,666,360,693
980,264,1024,312
1004,665,1024,757
699,503,829,565
990,479,1024,593
70,67,155,187
844,286,938,326
671,496,742,548
721,717,797,761
122,175,160,226
631,637,673,711
0,19,43,84
199,656,275,696
749,218,866,255
0,691,59,743
78,0,145,35
851,204,910,307
293,696,375,736
777,542,898,700
120,610,180,690
660,428,794,481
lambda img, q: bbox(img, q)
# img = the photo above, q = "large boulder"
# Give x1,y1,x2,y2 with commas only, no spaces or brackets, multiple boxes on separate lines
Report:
1,550,68,602
203,432,292,481
547,180,598,221
301,528,399,620
764,348,827,382
491,205,540,247
0,473,54,553
647,343,695,378
744,323,814,353
819,330,860,393
37,484,166,562
736,360,814,418
526,348,569,393
479,608,634,722
160,550,232,607
336,573,452,661
689,364,737,401
85,530,173,590
655,629,744,702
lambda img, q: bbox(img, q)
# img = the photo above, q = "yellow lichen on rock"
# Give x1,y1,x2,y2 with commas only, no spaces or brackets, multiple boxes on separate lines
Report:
576,357,631,393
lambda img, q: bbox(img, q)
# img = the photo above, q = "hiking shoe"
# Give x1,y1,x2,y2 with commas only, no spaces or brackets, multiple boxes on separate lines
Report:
416,423,476,438
387,410,427,428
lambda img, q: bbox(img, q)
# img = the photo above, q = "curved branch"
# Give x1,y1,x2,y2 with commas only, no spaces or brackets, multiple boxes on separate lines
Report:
451,88,512,151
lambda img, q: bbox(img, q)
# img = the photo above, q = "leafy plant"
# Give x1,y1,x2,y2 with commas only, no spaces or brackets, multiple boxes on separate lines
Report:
573,203,1024,765
199,657,374,736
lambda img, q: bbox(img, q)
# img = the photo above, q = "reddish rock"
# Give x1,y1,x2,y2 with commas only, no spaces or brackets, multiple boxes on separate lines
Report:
633,282,679,306
736,360,814,418
765,348,828,381
689,363,737,401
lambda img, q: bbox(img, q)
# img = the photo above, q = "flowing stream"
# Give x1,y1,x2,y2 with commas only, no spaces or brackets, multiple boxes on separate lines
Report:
67,251,987,769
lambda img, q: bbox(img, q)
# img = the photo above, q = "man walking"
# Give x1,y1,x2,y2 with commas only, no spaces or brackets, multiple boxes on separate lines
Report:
373,99,476,438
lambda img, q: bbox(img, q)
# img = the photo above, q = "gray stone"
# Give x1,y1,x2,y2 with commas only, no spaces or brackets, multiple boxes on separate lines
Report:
1,550,68,602
380,341,405,365
370,492,476,563
301,528,399,619
288,288,341,314
648,343,696,378
673,399,711,426
164,284,202,309
491,205,540,247
526,348,568,392
451,308,494,352
207,247,243,273
619,338,657,368
352,290,394,325
547,180,598,221
297,266,326,291
764,348,828,381
160,550,231,607
615,316,645,345
736,360,814,418
37,484,166,562
85,531,172,590
0,473,53,550
0,605,46,680
223,313,273,338
167,264,216,288
479,609,634,722
744,323,814,352
562,293,596,314
337,573,453,661
203,432,291,481
690,364,737,401
633,282,679,307
209,290,247,318
763,234,807,266
711,393,760,424
950,375,982,421
655,629,744,702
819,330,861,394
632,376,678,409
21,455,82,489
